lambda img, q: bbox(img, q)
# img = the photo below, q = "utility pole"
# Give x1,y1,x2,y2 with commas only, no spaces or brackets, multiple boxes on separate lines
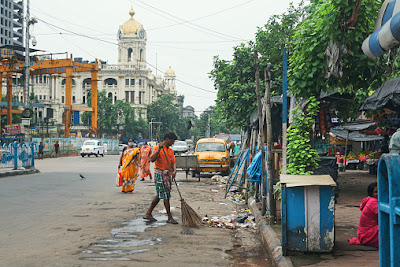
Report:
24,0,30,109
254,50,268,215
264,67,276,223
207,113,211,138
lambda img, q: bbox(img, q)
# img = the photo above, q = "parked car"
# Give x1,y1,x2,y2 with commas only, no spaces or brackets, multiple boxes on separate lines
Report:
171,140,189,155
119,144,128,152
193,138,230,176
81,140,105,157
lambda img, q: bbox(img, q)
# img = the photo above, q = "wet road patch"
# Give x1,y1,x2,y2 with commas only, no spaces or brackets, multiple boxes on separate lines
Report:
79,215,167,261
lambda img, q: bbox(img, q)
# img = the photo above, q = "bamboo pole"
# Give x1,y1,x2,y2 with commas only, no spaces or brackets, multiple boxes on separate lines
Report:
264,68,276,223
253,51,268,215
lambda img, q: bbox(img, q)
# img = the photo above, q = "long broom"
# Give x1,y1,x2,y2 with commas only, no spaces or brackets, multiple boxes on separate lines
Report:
157,134,202,228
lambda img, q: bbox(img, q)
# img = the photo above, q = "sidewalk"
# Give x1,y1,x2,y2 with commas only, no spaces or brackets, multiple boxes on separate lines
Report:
0,167,40,177
249,170,379,267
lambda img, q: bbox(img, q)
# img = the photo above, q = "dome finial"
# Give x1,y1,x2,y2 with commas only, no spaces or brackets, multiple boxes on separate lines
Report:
129,7,135,17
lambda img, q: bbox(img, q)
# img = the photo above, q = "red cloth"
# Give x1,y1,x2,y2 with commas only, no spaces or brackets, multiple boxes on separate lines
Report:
348,196,379,247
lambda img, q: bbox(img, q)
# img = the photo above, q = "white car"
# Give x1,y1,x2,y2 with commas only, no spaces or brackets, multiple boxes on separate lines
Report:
81,140,105,157
171,140,189,155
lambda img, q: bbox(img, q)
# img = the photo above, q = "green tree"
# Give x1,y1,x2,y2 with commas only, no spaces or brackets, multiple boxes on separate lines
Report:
289,0,385,120
210,3,304,129
210,43,257,129
147,94,180,139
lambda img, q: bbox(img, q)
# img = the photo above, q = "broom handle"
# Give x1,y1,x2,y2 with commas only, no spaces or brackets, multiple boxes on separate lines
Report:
157,133,184,200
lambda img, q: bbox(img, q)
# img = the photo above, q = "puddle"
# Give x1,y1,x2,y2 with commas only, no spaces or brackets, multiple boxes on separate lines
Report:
80,215,167,261
82,257,132,261
81,248,153,255
92,237,161,248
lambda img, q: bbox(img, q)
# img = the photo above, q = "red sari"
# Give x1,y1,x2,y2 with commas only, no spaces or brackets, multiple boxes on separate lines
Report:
348,196,379,247
140,145,152,179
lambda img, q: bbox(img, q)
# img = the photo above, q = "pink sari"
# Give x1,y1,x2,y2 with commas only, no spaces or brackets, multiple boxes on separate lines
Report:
140,145,152,179
348,196,379,247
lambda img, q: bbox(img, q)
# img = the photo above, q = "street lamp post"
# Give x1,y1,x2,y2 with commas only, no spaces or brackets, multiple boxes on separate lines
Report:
149,118,156,141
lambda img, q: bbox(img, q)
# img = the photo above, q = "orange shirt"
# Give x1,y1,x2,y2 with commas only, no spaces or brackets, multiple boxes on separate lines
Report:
153,145,175,171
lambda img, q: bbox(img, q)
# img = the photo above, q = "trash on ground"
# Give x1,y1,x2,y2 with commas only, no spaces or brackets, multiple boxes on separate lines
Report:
202,210,256,229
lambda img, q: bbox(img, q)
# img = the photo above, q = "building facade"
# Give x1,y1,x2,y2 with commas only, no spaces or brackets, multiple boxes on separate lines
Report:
5,7,177,134
0,0,23,46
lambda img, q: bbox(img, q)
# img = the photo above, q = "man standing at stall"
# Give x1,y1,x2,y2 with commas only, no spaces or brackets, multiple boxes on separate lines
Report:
143,132,178,224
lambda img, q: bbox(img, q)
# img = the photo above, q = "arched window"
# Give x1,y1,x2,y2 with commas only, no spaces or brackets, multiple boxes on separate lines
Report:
128,48,133,62
82,78,91,88
61,79,76,86
139,49,143,62
104,78,117,86
108,92,112,98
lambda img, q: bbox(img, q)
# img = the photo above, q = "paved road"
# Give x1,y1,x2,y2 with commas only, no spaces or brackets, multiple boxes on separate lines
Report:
0,155,270,266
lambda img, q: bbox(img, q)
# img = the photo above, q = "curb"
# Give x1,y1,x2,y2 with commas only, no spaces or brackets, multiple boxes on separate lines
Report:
248,198,293,267
0,168,40,178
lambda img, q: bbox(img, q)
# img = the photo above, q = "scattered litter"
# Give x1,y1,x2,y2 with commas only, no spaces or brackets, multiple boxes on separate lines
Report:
211,189,219,193
211,175,228,184
202,211,256,229
226,192,246,204
219,203,228,206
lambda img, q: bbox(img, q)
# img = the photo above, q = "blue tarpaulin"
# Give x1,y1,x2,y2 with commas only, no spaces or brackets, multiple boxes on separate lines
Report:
247,151,265,183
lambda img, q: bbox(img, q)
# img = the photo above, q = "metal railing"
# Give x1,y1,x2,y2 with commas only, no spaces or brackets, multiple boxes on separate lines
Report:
0,142,35,169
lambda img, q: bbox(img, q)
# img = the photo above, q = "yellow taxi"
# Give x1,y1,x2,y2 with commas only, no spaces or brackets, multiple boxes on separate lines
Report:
193,138,230,176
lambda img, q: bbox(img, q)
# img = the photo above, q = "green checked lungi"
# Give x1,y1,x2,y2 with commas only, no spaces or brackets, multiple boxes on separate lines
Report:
154,168,171,199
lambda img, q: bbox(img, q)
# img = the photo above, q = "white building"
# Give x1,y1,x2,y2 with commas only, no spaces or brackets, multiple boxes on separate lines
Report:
0,0,23,46
5,7,177,133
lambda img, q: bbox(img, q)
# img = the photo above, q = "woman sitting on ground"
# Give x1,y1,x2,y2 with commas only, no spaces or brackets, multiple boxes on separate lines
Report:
348,182,379,247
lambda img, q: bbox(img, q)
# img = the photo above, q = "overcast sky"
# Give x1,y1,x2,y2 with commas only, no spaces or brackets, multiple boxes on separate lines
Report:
31,0,302,114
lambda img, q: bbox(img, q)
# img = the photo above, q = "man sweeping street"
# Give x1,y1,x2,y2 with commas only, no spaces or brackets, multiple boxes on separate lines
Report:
144,132,178,224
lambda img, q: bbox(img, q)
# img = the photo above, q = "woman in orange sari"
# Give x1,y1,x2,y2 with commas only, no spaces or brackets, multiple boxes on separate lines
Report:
140,142,153,181
118,139,140,193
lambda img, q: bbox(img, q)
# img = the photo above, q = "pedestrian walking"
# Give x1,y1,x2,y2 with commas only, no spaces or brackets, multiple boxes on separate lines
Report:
144,132,178,224
38,142,44,159
54,141,59,157
118,138,140,193
140,141,152,181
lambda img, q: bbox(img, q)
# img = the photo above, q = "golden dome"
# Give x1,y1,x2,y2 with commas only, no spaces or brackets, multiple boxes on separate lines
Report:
121,7,142,35
165,66,175,75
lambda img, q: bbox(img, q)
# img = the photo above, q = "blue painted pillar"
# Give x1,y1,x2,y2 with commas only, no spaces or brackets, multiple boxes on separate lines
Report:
378,154,400,267
13,141,18,169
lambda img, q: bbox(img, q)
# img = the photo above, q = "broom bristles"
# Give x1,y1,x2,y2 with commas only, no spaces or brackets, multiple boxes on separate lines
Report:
180,199,202,228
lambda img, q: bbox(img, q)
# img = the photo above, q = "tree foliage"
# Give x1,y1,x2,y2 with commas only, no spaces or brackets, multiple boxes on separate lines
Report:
289,0,385,120
287,97,320,175
147,94,181,139
210,3,304,128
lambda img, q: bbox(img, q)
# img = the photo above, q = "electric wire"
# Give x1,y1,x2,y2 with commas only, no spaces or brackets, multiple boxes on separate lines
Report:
143,59,216,94
130,0,246,41
44,23,97,59
34,18,218,95
146,0,255,32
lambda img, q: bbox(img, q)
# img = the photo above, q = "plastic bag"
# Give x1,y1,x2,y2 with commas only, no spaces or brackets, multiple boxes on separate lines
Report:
116,170,122,187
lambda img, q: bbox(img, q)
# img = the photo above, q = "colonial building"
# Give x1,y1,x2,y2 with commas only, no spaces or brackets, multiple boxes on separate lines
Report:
6,7,177,134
